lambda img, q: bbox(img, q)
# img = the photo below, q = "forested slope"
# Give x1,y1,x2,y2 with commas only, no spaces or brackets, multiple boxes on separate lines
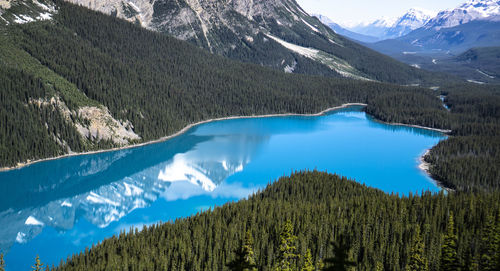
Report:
54,171,500,270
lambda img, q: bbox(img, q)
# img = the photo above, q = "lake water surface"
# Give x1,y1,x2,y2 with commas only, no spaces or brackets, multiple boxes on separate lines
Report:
0,106,445,270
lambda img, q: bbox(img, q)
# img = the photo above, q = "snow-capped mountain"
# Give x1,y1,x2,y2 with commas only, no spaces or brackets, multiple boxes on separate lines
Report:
348,8,436,40
349,17,397,40
313,14,380,43
425,0,500,30
386,8,437,38
368,0,500,57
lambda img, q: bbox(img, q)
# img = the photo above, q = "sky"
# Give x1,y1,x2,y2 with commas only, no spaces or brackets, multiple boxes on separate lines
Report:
296,0,466,27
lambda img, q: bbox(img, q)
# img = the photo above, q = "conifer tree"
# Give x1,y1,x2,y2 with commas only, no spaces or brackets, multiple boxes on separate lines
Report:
406,227,428,271
479,215,499,271
322,236,356,271
32,255,44,271
228,230,258,271
276,220,299,271
301,249,315,271
441,212,459,271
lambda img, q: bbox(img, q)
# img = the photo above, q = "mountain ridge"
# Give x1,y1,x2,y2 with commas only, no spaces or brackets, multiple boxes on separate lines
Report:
59,0,446,84
346,7,436,40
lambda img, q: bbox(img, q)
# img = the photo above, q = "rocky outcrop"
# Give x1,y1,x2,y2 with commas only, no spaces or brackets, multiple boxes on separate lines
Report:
30,96,140,147
65,0,155,27
75,106,141,145
65,0,375,79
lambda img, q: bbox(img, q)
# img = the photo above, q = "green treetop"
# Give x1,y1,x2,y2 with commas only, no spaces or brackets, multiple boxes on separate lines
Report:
441,212,459,271
407,226,429,271
228,229,258,271
276,220,299,271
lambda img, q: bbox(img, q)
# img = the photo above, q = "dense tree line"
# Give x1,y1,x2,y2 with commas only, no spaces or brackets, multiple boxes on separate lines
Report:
366,83,500,191
0,66,84,166
49,171,499,270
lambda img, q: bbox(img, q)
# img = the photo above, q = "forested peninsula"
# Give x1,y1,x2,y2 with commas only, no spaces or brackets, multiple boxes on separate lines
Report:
52,171,500,271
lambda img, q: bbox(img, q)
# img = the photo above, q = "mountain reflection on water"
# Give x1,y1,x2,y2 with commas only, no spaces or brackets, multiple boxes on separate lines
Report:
0,107,445,270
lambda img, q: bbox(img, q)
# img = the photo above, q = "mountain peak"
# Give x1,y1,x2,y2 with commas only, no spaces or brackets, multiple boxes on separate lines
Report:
425,0,500,30
347,7,434,40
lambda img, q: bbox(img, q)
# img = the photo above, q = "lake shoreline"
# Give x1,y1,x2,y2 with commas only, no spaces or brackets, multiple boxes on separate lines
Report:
418,149,454,192
0,102,450,178
0,103,365,172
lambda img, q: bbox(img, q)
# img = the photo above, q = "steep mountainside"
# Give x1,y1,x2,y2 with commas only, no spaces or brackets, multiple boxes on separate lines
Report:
62,0,447,84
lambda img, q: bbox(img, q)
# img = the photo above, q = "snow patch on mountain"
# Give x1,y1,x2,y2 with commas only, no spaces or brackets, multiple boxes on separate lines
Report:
425,0,500,30
265,34,371,80
348,8,435,39
301,18,319,33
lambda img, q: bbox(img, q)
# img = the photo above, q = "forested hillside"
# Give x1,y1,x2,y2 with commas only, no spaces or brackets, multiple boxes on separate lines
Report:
64,0,454,84
53,171,500,270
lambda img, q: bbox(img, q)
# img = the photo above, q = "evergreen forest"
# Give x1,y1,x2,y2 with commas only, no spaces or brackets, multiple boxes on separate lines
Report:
47,171,500,270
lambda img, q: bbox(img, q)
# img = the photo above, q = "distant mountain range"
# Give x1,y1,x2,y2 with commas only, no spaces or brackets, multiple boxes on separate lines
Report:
346,8,436,41
315,0,499,56
368,0,500,57
313,14,380,43
424,0,500,30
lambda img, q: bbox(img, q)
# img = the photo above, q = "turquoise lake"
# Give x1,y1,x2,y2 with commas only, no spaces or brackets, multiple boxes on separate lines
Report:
0,106,445,270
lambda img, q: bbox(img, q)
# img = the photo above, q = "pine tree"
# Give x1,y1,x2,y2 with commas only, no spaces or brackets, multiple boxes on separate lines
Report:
0,253,5,271
322,236,356,271
406,227,428,271
301,249,315,271
276,220,299,271
441,212,459,271
479,215,499,271
32,255,44,271
228,230,258,271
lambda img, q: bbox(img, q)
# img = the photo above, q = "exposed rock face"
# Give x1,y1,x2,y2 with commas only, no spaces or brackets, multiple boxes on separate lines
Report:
65,0,154,27
30,97,140,147
65,0,375,79
75,106,141,145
